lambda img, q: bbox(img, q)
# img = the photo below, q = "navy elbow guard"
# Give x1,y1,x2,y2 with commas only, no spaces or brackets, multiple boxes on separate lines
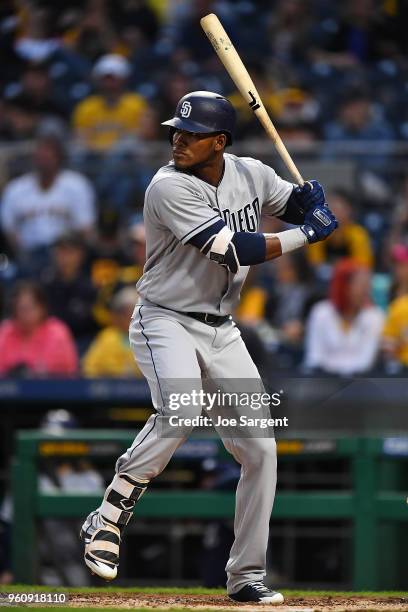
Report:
202,226,240,273
202,229,266,272
189,221,267,273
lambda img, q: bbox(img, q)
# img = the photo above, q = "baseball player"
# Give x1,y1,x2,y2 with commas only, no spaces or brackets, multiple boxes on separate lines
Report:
81,92,338,603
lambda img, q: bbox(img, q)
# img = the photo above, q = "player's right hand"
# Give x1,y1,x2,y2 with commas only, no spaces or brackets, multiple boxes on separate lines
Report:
293,179,325,212
300,204,338,244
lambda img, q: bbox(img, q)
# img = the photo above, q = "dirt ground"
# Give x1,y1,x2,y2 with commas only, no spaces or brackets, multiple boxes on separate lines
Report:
69,593,408,611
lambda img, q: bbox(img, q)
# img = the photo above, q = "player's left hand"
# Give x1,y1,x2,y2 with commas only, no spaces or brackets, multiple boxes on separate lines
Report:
300,204,338,244
293,180,325,212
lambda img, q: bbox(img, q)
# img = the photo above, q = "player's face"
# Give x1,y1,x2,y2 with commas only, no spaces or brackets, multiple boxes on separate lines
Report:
172,129,225,170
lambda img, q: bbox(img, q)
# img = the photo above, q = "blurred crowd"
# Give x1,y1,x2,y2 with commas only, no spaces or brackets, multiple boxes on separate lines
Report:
1,0,408,377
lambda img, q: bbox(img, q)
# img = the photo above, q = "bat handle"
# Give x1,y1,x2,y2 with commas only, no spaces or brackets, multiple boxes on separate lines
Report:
285,159,304,186
257,110,304,185
273,132,304,186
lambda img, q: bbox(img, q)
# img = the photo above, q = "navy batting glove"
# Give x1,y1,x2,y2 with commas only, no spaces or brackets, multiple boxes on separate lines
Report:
293,179,325,212
300,204,338,244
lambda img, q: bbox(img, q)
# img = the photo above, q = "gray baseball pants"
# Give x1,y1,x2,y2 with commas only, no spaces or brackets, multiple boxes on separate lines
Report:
85,301,277,594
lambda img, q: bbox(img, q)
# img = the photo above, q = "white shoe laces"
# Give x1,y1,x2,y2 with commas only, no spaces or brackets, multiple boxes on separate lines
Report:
247,582,270,594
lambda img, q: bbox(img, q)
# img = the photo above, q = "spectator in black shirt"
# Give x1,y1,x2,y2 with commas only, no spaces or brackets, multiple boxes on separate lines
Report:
4,62,68,140
41,233,97,353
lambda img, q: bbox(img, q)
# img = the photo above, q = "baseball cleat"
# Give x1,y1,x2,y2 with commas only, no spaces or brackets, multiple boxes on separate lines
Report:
229,582,284,604
80,522,121,581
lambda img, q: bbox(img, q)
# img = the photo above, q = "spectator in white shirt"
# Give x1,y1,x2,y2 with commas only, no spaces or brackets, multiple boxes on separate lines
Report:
0,135,96,271
304,259,384,376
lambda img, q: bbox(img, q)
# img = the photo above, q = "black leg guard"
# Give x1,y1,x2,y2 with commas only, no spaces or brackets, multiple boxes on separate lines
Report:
99,473,149,532
81,473,149,581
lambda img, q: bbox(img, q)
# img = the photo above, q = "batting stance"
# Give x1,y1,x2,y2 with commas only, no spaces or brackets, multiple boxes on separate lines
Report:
81,92,337,603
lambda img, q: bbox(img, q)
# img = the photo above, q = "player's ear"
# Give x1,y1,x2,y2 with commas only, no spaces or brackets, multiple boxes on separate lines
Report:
214,133,227,151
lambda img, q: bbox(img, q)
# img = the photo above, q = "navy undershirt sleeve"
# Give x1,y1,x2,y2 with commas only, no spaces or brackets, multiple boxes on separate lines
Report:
231,232,266,265
277,188,306,225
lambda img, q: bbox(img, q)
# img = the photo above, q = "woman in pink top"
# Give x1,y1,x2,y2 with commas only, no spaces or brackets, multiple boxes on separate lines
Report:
0,281,78,377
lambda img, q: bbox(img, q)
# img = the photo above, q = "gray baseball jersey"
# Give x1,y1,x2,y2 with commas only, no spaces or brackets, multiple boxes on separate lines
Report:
137,153,293,314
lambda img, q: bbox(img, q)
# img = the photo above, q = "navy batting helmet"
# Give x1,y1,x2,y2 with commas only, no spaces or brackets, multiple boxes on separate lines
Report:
162,91,236,145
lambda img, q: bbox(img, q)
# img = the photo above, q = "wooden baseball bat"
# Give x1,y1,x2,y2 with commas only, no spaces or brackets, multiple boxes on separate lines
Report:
200,13,304,186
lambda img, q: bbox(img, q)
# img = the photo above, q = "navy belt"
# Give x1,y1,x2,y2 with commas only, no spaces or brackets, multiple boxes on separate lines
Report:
186,312,231,327
144,301,231,327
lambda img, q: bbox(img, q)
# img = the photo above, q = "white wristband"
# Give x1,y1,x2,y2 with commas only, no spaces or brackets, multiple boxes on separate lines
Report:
268,228,307,254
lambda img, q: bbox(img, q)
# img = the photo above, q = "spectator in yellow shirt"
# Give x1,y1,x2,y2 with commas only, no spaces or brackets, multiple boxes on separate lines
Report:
92,221,146,327
72,54,147,152
83,288,142,378
307,189,374,270
383,244,408,368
